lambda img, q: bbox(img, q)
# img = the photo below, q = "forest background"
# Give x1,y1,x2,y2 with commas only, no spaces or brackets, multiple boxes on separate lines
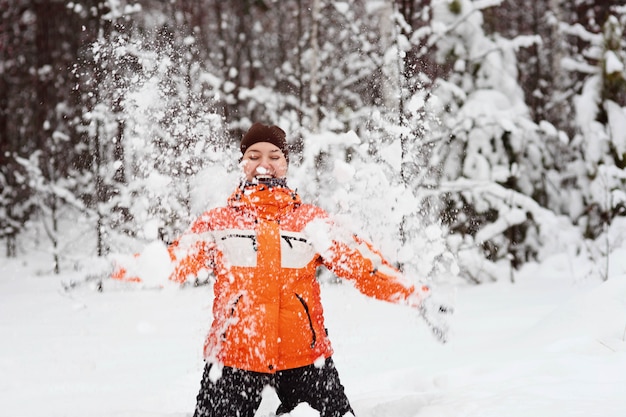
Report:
1,0,626,285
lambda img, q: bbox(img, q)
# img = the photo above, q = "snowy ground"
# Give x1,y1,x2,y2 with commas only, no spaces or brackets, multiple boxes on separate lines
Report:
1,252,626,417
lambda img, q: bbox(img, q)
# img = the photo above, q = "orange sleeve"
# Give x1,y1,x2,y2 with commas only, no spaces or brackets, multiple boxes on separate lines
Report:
167,238,214,284
167,217,217,284
111,215,216,284
322,235,415,303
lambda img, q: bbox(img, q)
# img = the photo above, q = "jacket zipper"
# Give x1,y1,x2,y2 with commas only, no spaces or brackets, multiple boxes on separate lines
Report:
294,293,317,348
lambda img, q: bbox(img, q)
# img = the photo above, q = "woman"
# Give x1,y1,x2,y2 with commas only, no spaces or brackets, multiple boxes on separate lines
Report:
114,123,447,417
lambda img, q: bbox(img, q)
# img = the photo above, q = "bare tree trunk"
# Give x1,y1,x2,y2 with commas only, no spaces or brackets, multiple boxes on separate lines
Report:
51,196,60,275
289,0,305,162
6,235,16,258
310,0,321,133
547,0,567,127
39,186,61,274
378,1,401,112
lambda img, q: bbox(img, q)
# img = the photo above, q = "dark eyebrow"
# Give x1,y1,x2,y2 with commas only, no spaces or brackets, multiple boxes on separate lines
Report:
246,148,282,155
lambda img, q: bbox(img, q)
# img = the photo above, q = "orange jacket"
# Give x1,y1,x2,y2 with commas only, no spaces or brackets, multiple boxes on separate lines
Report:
116,184,420,373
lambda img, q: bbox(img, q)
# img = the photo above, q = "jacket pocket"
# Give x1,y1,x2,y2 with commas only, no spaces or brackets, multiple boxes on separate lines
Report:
280,233,317,268
294,293,316,348
220,294,242,341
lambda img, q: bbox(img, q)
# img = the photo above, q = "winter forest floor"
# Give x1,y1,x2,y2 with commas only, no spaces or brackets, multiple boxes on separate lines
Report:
1,252,626,417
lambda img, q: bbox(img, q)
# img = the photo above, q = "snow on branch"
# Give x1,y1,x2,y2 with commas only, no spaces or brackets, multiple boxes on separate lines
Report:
509,35,542,51
474,208,526,243
472,0,504,10
435,178,578,257
438,178,557,224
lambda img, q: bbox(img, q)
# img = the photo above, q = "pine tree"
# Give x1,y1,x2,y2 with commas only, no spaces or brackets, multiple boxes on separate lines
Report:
401,0,571,278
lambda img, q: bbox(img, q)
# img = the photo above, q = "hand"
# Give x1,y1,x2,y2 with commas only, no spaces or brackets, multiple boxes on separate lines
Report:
411,285,455,343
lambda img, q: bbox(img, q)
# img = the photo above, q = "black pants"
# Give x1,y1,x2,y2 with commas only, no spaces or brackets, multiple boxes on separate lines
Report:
193,357,355,417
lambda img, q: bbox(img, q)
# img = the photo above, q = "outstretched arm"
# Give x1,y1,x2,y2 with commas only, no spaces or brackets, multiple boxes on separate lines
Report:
306,217,453,343
166,232,216,284
111,217,216,285
321,234,423,303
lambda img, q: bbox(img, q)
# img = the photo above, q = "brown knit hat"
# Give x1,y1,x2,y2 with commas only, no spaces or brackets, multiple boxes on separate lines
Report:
240,122,289,161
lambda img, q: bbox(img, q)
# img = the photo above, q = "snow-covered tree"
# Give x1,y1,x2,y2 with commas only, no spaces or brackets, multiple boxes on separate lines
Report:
0,168,35,258
15,150,89,274
564,12,626,279
388,0,576,280
5,0,626,283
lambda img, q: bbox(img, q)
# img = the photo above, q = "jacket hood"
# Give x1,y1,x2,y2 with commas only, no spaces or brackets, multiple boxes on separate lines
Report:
228,184,301,220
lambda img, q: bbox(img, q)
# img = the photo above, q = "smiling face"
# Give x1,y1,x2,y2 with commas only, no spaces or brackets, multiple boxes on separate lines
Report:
241,141,288,182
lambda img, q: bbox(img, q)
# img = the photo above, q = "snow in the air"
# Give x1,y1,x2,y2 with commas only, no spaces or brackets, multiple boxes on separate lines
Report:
3,1,626,416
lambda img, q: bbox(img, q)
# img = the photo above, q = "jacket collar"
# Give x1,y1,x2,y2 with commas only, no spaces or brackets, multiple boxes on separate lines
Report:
228,183,301,220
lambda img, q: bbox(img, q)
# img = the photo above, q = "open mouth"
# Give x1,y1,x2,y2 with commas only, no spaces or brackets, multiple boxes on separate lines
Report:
254,167,274,180
246,167,286,187
250,176,286,188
